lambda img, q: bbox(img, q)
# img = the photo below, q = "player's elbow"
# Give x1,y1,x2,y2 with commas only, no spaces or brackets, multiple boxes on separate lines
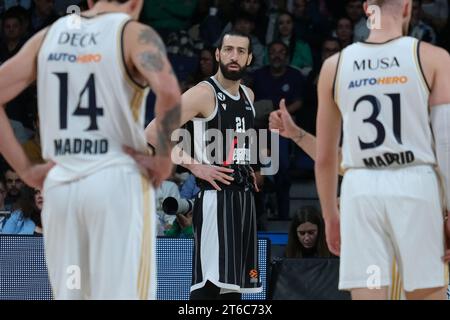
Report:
315,152,337,171
155,80,182,110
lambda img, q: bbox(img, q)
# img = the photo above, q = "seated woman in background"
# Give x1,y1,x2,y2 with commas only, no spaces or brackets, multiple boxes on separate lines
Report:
285,206,331,258
1,186,43,235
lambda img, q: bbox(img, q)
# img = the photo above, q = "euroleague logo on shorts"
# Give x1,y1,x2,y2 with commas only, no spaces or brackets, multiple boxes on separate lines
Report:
249,269,258,279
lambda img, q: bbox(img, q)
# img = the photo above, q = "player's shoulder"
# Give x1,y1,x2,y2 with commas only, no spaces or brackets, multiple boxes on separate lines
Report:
184,81,216,102
123,20,161,45
320,52,341,79
419,41,450,60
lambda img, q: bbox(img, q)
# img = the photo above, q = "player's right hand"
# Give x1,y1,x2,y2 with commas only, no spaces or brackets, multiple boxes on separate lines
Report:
124,146,173,188
269,99,300,139
324,213,341,256
21,161,55,189
189,164,234,191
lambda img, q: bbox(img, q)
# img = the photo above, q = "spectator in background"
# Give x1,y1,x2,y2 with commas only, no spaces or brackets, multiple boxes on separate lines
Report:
140,0,199,39
344,0,369,42
335,17,353,48
216,0,268,45
4,168,24,206
0,8,27,63
268,11,313,75
290,0,332,66
226,11,265,71
301,37,340,135
164,174,199,238
199,0,236,47
29,0,59,35
409,0,437,44
251,40,306,220
0,179,13,231
185,46,217,90
155,177,181,236
1,186,43,235
420,0,448,32
285,206,331,258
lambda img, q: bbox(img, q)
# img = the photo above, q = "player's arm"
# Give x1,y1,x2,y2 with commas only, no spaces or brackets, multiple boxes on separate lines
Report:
315,53,342,256
269,99,343,174
145,83,235,191
425,43,450,261
0,28,54,188
126,22,181,158
144,83,214,151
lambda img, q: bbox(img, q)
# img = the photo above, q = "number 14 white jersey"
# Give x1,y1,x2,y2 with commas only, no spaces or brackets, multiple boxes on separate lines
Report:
335,37,436,170
37,13,149,184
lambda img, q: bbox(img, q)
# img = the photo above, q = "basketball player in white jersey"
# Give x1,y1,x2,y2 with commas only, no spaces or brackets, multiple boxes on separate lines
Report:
314,0,450,300
0,0,181,299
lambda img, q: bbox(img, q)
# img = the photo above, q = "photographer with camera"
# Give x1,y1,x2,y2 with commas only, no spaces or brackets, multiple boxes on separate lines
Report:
0,178,12,232
162,195,194,238
161,173,200,238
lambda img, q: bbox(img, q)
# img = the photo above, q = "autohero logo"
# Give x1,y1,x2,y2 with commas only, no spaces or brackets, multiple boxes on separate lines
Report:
47,52,103,64
348,76,409,89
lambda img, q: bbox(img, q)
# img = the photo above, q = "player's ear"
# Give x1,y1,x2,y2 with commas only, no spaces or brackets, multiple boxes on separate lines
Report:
363,1,369,17
247,53,253,66
403,0,411,18
215,48,220,63
124,0,144,20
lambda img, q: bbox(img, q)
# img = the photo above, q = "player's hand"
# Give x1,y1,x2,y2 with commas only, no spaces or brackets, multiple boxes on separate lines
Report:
443,212,450,263
324,212,341,256
21,161,55,189
249,167,260,193
177,211,193,229
123,146,173,188
189,164,234,191
269,99,300,139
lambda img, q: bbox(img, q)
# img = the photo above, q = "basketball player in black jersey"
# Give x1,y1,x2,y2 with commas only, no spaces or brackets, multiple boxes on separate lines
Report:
140,31,263,299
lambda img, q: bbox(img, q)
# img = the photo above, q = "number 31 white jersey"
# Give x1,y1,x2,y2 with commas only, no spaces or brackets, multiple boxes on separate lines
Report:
37,13,149,184
335,37,436,170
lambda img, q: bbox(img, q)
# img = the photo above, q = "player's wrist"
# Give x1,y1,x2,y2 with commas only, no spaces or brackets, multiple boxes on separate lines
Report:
292,127,306,144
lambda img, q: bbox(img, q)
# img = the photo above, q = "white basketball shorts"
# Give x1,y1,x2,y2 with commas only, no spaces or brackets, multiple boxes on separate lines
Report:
41,165,156,300
339,165,448,292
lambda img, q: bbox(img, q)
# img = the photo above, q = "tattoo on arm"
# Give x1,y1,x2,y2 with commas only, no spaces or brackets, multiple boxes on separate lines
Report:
139,51,164,72
157,104,181,156
138,27,167,55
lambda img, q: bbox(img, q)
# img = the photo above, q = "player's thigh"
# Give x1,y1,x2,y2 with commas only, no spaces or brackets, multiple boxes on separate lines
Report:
387,166,446,292
339,170,394,290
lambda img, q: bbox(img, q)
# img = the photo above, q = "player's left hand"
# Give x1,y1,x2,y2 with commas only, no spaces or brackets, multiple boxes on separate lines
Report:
443,212,450,263
324,212,341,256
21,161,55,189
124,146,173,188
249,167,260,193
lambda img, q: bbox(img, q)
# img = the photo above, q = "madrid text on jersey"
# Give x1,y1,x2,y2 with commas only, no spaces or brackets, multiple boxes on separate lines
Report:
54,138,108,156
363,150,415,168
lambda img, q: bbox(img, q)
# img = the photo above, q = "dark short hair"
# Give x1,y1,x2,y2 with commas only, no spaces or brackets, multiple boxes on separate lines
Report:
268,40,288,52
322,37,341,47
217,31,253,54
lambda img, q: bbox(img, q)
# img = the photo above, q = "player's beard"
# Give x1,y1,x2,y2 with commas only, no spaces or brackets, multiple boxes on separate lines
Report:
219,61,247,81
